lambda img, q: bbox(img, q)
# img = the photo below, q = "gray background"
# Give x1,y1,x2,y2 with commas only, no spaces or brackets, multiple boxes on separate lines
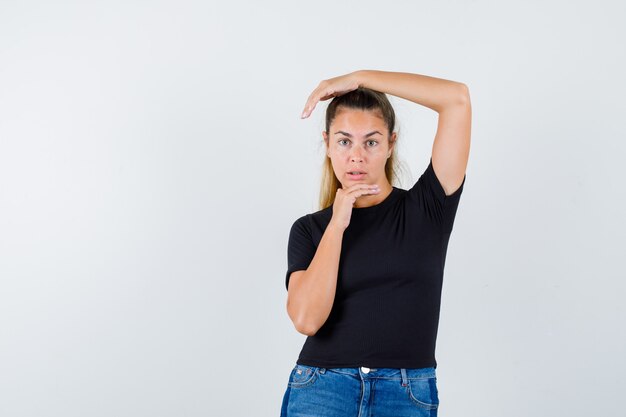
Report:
1,0,624,416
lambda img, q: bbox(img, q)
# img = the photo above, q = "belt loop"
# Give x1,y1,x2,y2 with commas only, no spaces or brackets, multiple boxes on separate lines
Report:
319,367,326,374
400,368,408,386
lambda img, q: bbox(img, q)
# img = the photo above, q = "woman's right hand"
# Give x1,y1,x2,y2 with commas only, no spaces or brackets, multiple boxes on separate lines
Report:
328,183,380,231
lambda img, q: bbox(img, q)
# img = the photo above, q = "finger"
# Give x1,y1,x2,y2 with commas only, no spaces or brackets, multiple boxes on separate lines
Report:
301,94,320,118
301,87,320,118
317,85,339,103
301,102,316,119
351,183,379,190
302,86,333,118
347,183,380,195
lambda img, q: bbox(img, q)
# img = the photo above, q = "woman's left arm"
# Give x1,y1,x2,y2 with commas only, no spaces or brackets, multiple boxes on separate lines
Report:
354,69,468,112
354,69,471,196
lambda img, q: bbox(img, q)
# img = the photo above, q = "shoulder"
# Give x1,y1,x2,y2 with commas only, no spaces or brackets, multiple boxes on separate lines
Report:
410,157,465,204
289,213,310,232
309,205,333,225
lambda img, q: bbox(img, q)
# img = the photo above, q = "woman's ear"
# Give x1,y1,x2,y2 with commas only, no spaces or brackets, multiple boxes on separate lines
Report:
388,132,397,157
322,131,330,157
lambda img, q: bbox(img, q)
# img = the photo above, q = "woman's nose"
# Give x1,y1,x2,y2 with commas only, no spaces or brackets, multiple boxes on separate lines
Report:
351,150,363,162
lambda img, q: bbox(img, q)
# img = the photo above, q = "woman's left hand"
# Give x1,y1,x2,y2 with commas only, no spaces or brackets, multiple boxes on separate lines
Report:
301,72,361,119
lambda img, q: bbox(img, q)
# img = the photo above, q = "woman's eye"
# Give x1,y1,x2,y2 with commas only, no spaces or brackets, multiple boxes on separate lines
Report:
338,139,377,146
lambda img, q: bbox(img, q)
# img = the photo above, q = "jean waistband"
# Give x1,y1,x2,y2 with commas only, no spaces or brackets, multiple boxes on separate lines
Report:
297,365,436,379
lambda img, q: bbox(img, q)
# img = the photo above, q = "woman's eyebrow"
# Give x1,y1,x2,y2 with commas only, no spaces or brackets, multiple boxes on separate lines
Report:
333,130,382,137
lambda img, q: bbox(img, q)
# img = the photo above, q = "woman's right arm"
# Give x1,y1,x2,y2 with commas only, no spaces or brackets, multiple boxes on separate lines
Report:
285,183,380,336
286,221,345,336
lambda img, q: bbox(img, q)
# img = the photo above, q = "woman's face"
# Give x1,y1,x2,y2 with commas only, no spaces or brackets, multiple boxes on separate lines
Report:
323,108,396,189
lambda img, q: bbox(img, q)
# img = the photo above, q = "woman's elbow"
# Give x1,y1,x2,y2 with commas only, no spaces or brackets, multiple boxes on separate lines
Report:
289,307,320,336
287,302,320,336
294,320,318,337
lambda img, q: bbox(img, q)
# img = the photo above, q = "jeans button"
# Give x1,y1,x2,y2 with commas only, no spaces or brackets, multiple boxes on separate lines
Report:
361,366,370,373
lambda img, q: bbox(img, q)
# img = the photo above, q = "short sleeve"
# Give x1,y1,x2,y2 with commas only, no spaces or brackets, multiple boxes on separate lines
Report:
407,157,466,233
285,214,316,291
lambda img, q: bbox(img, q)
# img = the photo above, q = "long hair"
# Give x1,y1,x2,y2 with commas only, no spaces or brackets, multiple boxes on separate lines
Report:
319,87,401,210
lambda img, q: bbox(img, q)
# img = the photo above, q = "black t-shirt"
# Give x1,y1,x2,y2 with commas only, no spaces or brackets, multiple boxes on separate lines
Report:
285,157,466,369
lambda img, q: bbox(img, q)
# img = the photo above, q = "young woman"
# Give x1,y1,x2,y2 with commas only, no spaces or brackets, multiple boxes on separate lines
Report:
281,70,471,416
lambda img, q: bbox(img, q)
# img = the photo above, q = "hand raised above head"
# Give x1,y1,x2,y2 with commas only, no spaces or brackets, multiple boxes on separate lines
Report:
301,72,361,119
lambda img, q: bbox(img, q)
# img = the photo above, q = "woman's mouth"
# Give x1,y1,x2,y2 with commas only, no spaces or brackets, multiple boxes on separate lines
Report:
347,172,366,180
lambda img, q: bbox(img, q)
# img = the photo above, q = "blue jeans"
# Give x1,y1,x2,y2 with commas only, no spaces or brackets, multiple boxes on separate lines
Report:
280,363,439,416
